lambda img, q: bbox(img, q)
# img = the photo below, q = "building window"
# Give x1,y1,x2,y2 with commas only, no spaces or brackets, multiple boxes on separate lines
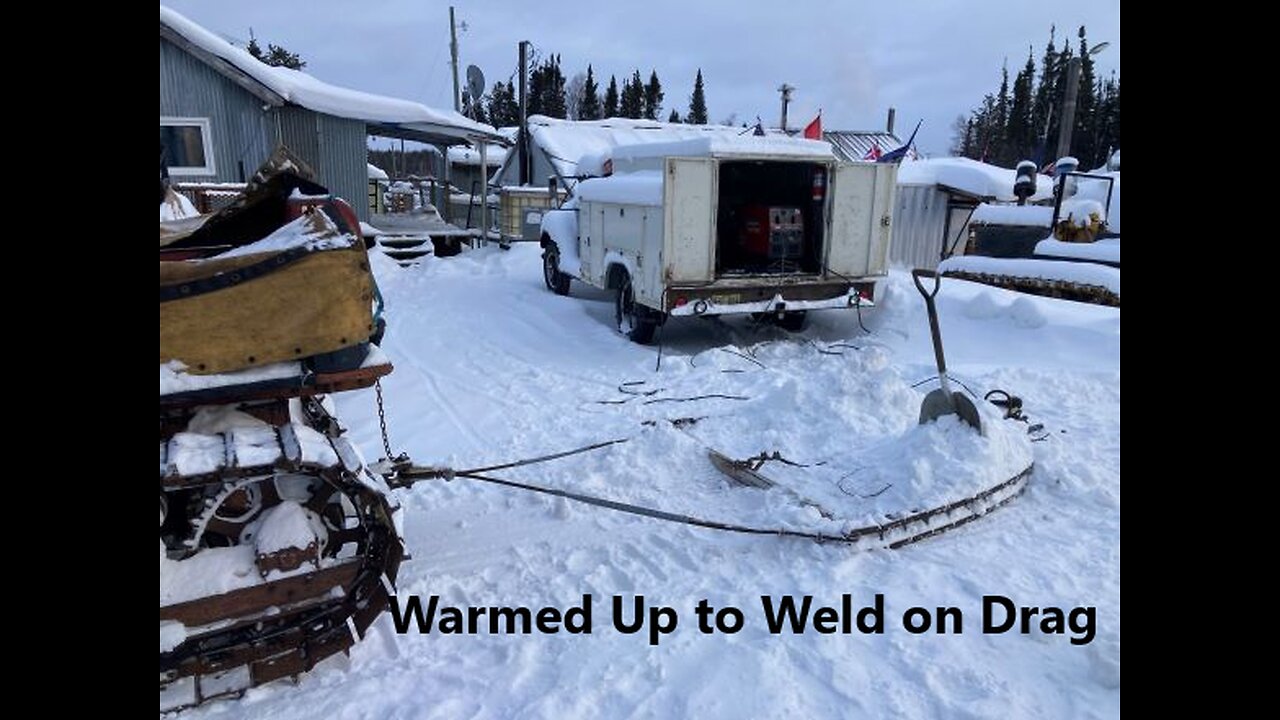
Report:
160,117,215,176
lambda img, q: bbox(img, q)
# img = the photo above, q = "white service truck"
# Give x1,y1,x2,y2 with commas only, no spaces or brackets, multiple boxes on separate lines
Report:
539,136,897,343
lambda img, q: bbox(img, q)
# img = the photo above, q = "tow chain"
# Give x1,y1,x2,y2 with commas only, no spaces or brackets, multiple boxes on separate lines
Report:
374,379,399,462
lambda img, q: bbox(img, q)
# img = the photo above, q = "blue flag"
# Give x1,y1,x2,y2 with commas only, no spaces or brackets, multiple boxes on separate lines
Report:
878,119,922,164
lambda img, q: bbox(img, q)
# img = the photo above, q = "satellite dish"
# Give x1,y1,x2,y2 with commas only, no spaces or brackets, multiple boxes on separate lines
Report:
466,65,486,104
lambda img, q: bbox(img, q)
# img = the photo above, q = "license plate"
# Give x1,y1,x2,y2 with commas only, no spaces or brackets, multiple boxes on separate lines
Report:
711,293,741,305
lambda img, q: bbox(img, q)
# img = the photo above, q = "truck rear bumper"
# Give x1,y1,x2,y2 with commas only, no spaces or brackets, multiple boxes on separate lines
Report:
665,280,876,317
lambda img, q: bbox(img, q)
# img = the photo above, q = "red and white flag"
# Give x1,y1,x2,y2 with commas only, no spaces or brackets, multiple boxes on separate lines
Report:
863,143,882,161
803,112,822,140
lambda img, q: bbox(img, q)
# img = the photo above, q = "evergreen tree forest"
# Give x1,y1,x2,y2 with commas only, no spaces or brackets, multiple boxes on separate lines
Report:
467,54,713,126
951,26,1120,170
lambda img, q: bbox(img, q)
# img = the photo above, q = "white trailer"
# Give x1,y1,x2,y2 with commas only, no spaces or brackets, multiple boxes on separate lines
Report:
539,136,897,343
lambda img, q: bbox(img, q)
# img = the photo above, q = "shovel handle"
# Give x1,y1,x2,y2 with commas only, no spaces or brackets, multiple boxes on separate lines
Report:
912,268,941,300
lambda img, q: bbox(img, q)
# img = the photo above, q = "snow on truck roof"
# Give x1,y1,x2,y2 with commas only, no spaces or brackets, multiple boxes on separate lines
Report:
525,115,828,179
159,6,498,142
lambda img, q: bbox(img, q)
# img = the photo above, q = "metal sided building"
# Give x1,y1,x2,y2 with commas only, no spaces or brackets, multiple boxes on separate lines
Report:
883,158,1056,270
160,5,501,220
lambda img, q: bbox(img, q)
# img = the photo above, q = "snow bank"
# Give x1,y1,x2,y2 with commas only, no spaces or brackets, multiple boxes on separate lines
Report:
367,163,389,180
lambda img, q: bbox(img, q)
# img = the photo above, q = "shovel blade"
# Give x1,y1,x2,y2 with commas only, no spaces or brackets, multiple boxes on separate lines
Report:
919,390,984,433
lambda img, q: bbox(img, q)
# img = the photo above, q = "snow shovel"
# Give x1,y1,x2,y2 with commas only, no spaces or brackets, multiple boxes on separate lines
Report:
911,269,982,432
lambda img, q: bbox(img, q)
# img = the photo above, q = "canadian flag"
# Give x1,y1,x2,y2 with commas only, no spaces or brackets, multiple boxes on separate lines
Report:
803,112,822,140
863,143,882,161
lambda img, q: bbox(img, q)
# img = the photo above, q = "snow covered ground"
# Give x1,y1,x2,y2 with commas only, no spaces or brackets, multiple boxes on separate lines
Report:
178,243,1119,719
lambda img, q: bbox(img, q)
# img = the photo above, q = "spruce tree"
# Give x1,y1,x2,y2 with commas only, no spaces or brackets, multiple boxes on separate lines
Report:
540,55,568,119
527,63,546,117
687,69,708,124
1074,26,1100,166
604,76,619,118
1005,51,1036,162
248,36,306,70
486,81,519,128
1031,26,1059,161
644,70,664,120
579,65,602,120
668,110,681,123
620,70,644,118
994,62,1010,165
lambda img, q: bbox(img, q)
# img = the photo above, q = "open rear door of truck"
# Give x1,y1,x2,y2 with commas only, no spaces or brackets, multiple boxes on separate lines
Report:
663,157,716,285
825,163,897,278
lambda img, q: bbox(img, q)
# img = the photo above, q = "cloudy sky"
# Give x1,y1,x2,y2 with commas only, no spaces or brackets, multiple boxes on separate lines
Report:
162,0,1120,156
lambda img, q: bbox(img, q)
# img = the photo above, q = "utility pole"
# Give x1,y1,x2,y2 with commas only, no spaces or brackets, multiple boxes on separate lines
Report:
519,40,529,185
449,7,461,112
1055,41,1110,163
778,83,794,132
1055,57,1082,160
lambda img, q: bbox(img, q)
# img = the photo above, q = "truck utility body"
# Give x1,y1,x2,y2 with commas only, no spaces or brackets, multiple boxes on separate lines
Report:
540,136,896,341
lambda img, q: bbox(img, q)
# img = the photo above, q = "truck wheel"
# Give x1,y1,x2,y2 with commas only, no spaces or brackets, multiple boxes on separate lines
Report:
616,273,658,344
777,310,808,332
542,243,571,295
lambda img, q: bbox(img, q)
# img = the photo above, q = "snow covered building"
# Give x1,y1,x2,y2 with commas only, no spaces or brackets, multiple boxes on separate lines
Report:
822,130,904,163
159,5,500,220
890,158,1054,269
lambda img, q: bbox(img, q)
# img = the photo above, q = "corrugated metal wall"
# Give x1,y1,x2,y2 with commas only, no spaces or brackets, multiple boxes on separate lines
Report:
890,186,981,269
160,38,273,183
890,185,949,270
278,108,370,221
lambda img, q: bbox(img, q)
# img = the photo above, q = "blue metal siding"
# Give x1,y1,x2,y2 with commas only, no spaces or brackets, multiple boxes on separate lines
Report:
320,114,371,221
159,38,273,183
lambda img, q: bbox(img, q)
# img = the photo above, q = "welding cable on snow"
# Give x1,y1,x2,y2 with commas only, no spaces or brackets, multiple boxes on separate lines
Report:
911,373,980,399
387,436,632,486
642,394,750,405
456,470,858,543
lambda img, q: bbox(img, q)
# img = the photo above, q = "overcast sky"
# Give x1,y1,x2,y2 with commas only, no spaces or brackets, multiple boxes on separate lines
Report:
162,0,1120,156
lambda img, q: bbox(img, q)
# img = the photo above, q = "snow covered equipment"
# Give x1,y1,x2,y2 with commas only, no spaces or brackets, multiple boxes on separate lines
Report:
160,152,404,712
912,268,982,432
937,160,1119,307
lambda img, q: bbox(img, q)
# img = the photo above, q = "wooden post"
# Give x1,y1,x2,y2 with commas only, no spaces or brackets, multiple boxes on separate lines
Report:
449,7,461,113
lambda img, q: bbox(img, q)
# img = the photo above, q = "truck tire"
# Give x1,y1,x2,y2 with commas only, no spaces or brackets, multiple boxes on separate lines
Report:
777,310,808,332
542,243,571,295
616,273,658,344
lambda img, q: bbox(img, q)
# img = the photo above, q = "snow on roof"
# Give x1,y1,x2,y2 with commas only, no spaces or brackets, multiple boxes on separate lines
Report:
897,157,1054,202
525,115,808,179
159,5,497,140
367,163,389,180
447,144,509,167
